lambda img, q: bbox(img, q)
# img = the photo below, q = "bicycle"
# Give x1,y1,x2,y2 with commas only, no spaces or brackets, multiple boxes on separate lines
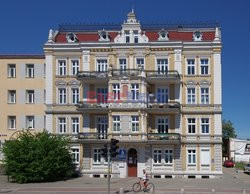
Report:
132,177,155,192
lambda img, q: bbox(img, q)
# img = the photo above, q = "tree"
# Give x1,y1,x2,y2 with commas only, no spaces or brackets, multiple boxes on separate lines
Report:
222,119,237,158
2,130,74,183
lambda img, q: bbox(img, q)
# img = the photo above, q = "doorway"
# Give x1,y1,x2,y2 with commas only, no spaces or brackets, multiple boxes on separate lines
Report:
127,148,137,177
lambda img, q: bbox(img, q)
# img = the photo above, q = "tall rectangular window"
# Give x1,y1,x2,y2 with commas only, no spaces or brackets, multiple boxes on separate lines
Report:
93,148,101,164
8,90,16,103
26,90,34,103
165,149,173,164
157,117,168,133
58,60,66,76
8,64,16,78
58,88,66,104
71,148,80,164
97,59,107,72
71,117,79,134
119,59,127,72
131,116,139,132
201,118,209,134
201,88,209,104
113,116,120,132
187,59,195,75
112,84,120,100
200,149,210,166
26,116,35,129
131,84,139,100
26,64,34,78
71,60,79,75
8,116,16,129
188,149,196,165
125,31,130,43
136,58,144,69
58,117,66,133
153,149,162,164
157,59,168,74
200,58,209,75
97,88,108,104
187,88,196,104
157,88,168,103
71,88,79,104
187,118,196,134
134,31,138,43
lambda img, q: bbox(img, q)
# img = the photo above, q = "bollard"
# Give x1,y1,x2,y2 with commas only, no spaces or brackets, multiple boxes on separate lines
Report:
181,188,185,194
242,189,246,194
211,189,216,194
119,188,124,194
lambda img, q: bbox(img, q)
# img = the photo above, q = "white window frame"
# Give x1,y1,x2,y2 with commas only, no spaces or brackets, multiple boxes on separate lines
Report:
58,88,67,104
58,117,66,134
201,118,210,134
153,149,162,164
71,117,79,134
26,64,34,78
156,116,169,134
26,116,35,129
187,118,196,134
26,90,34,104
131,84,139,100
57,59,67,76
200,58,209,75
113,116,120,132
165,149,173,164
131,116,139,132
200,87,209,104
8,64,16,78
8,90,16,103
71,147,80,165
119,58,127,71
186,58,196,75
125,31,130,43
96,59,108,72
136,57,145,69
112,84,120,101
187,149,196,165
8,116,16,129
200,148,210,166
93,148,101,164
134,30,138,43
71,88,79,104
187,87,196,104
71,59,80,75
156,58,168,74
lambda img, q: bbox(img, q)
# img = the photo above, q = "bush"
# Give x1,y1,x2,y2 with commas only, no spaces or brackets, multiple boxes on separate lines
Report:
235,162,246,170
2,130,74,183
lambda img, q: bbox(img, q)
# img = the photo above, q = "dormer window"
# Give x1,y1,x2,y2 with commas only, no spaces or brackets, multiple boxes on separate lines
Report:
134,31,138,43
158,29,169,41
193,31,203,41
66,32,78,43
99,30,110,41
125,31,130,43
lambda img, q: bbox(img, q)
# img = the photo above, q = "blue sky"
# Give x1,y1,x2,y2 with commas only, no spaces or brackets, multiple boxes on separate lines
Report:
0,0,249,138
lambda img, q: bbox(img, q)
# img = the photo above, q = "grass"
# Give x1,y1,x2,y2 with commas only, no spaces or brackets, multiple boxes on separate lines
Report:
235,162,246,170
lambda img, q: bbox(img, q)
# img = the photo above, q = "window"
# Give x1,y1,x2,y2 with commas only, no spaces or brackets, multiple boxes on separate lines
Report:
201,87,209,104
153,149,162,164
26,90,34,103
201,118,209,134
131,84,139,100
188,149,196,165
26,64,34,78
113,116,120,132
8,90,16,103
187,118,196,134
71,148,80,164
119,59,127,72
165,149,173,164
125,31,130,43
58,60,66,76
157,59,168,74
200,149,210,166
134,31,138,43
8,64,16,78
8,116,16,129
187,59,195,75
97,88,108,104
136,58,144,69
71,60,79,75
58,88,66,104
93,148,101,164
157,117,169,133
71,88,79,104
26,116,35,129
157,88,168,103
58,118,66,133
131,116,139,132
200,58,209,75
71,118,79,134
97,59,107,72
187,88,196,104
112,84,120,100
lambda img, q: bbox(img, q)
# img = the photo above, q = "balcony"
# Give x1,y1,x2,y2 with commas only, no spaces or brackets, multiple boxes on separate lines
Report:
76,71,108,83
147,133,181,144
147,101,180,114
78,132,108,141
76,101,109,113
111,69,141,78
145,70,180,84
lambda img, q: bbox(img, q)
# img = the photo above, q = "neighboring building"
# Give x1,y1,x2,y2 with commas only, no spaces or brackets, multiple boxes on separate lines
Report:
229,138,250,162
0,10,223,178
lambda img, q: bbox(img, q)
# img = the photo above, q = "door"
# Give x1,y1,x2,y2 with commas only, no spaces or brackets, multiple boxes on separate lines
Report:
96,88,108,104
157,87,168,103
96,116,108,139
128,148,137,177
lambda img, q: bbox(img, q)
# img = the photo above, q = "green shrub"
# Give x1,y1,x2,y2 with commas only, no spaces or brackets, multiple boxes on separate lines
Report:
235,162,246,170
2,130,74,183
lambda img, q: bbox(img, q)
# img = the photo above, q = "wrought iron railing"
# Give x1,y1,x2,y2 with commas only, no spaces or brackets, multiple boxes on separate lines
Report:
145,70,180,79
111,69,140,77
78,132,107,140
77,71,108,79
147,133,180,140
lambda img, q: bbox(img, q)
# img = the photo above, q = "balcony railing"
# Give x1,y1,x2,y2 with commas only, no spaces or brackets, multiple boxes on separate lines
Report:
145,70,180,80
147,133,180,141
77,71,108,80
78,132,107,140
147,101,180,109
111,69,140,77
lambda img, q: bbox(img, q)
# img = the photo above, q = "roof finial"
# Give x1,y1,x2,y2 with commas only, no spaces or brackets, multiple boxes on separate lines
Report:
132,5,134,13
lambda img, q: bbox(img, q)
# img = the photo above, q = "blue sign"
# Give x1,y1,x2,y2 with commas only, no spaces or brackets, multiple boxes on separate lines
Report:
119,149,126,160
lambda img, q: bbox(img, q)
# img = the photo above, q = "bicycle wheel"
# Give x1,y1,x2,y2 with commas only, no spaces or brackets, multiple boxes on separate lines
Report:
146,182,155,192
132,182,141,192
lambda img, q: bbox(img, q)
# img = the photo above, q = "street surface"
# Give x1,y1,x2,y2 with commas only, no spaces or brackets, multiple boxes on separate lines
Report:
0,168,250,194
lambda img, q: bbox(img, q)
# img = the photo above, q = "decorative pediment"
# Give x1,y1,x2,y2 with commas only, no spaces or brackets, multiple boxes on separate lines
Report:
55,80,67,87
193,31,203,41
158,29,169,41
68,80,81,86
185,80,197,87
66,32,79,43
199,80,211,86
98,30,110,42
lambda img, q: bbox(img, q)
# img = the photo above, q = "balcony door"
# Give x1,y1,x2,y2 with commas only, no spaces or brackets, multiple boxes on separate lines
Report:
97,88,108,104
157,59,168,74
157,87,168,103
96,116,108,139
157,117,169,134
97,59,107,72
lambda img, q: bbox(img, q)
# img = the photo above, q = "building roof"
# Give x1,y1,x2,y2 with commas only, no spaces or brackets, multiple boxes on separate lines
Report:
0,54,45,59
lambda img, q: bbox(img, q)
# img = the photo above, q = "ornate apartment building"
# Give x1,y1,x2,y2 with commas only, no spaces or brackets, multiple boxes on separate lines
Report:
0,10,222,178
